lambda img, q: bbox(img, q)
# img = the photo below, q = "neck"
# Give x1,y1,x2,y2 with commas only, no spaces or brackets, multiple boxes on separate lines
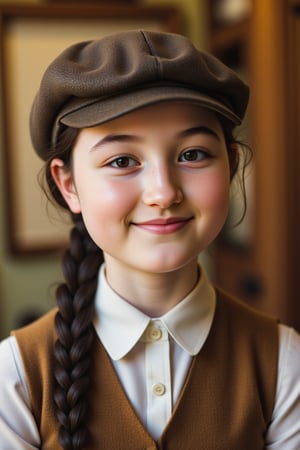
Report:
103,257,200,317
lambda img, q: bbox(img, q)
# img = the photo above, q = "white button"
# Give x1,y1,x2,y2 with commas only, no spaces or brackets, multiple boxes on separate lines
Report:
152,383,166,396
149,328,162,340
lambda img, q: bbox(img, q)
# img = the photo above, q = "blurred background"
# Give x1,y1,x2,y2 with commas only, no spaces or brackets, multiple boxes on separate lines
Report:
0,0,299,338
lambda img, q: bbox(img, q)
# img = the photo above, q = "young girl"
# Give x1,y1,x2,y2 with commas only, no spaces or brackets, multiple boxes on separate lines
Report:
0,30,299,449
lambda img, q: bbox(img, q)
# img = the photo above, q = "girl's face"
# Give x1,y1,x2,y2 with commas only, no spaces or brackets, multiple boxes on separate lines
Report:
52,102,231,277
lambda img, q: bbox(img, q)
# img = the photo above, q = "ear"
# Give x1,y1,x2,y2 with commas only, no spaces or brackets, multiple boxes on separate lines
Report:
50,158,81,213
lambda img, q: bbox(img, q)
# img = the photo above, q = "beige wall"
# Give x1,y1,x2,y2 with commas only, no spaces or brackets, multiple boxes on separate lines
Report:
0,0,208,338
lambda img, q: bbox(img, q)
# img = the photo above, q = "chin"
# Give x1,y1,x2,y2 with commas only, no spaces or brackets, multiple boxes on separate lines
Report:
140,252,197,274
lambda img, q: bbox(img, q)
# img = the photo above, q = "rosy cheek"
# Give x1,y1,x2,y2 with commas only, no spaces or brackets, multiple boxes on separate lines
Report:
187,170,230,209
84,178,139,224
208,177,230,207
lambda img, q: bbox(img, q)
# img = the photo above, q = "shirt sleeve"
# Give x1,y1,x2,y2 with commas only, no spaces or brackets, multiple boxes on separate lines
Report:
0,336,41,449
266,324,300,449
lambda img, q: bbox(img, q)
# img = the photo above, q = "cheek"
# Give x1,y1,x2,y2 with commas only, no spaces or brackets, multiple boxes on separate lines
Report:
187,168,231,214
99,179,139,213
76,178,138,234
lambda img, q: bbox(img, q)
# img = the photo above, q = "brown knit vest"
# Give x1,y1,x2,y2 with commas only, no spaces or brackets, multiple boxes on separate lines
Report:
12,289,278,449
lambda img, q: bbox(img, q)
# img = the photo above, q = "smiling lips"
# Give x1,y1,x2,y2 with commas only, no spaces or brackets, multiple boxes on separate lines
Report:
133,217,193,234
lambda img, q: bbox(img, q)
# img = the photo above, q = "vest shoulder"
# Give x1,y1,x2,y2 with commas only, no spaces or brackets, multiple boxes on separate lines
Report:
12,307,58,346
215,287,278,329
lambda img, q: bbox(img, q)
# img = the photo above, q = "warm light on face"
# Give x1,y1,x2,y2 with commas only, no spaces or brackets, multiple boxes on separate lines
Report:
53,102,231,281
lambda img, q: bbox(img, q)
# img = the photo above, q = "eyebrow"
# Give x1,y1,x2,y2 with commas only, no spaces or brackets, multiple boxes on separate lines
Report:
90,125,221,151
91,134,142,151
178,126,221,141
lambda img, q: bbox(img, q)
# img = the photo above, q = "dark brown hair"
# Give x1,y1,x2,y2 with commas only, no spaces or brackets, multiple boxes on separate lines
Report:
44,127,104,449
42,119,251,449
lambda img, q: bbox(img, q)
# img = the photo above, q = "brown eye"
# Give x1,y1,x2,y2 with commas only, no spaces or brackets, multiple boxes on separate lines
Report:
179,149,208,162
110,156,138,168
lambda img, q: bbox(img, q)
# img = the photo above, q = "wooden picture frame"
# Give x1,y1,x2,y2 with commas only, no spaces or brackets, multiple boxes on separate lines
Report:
0,3,180,254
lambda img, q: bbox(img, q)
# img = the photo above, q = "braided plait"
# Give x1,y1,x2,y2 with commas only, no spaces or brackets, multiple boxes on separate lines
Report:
54,214,103,449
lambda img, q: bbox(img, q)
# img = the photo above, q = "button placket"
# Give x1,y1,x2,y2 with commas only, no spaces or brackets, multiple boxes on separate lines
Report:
145,320,172,438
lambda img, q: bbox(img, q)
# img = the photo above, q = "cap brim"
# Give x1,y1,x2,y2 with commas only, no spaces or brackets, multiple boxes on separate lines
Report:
58,85,241,132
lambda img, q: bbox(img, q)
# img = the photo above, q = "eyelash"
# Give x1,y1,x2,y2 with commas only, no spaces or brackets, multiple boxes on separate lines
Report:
107,148,211,169
109,156,139,168
179,148,211,163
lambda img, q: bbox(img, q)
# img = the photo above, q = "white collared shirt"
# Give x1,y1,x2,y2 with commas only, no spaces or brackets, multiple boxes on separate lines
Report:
0,265,300,449
94,265,216,438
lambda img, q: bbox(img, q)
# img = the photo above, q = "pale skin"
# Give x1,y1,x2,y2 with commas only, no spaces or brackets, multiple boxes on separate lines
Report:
51,102,231,317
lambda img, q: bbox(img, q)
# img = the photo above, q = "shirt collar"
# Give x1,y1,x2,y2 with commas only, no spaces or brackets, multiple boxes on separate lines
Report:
94,264,216,360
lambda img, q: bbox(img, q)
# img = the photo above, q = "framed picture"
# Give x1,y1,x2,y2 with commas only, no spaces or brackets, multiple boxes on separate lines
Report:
0,3,180,254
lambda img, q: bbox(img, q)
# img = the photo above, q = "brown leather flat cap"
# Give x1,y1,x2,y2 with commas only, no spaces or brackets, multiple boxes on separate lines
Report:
30,29,249,160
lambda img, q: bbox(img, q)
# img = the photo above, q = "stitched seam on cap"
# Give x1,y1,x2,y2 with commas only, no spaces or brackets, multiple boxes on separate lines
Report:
140,30,163,78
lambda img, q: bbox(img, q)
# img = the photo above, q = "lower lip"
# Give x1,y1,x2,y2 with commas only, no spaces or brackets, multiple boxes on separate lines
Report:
134,220,191,235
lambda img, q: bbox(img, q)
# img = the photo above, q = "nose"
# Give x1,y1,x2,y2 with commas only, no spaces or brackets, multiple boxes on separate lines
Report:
142,163,183,209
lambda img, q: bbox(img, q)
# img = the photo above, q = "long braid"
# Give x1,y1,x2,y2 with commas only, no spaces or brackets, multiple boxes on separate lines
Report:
53,214,103,449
